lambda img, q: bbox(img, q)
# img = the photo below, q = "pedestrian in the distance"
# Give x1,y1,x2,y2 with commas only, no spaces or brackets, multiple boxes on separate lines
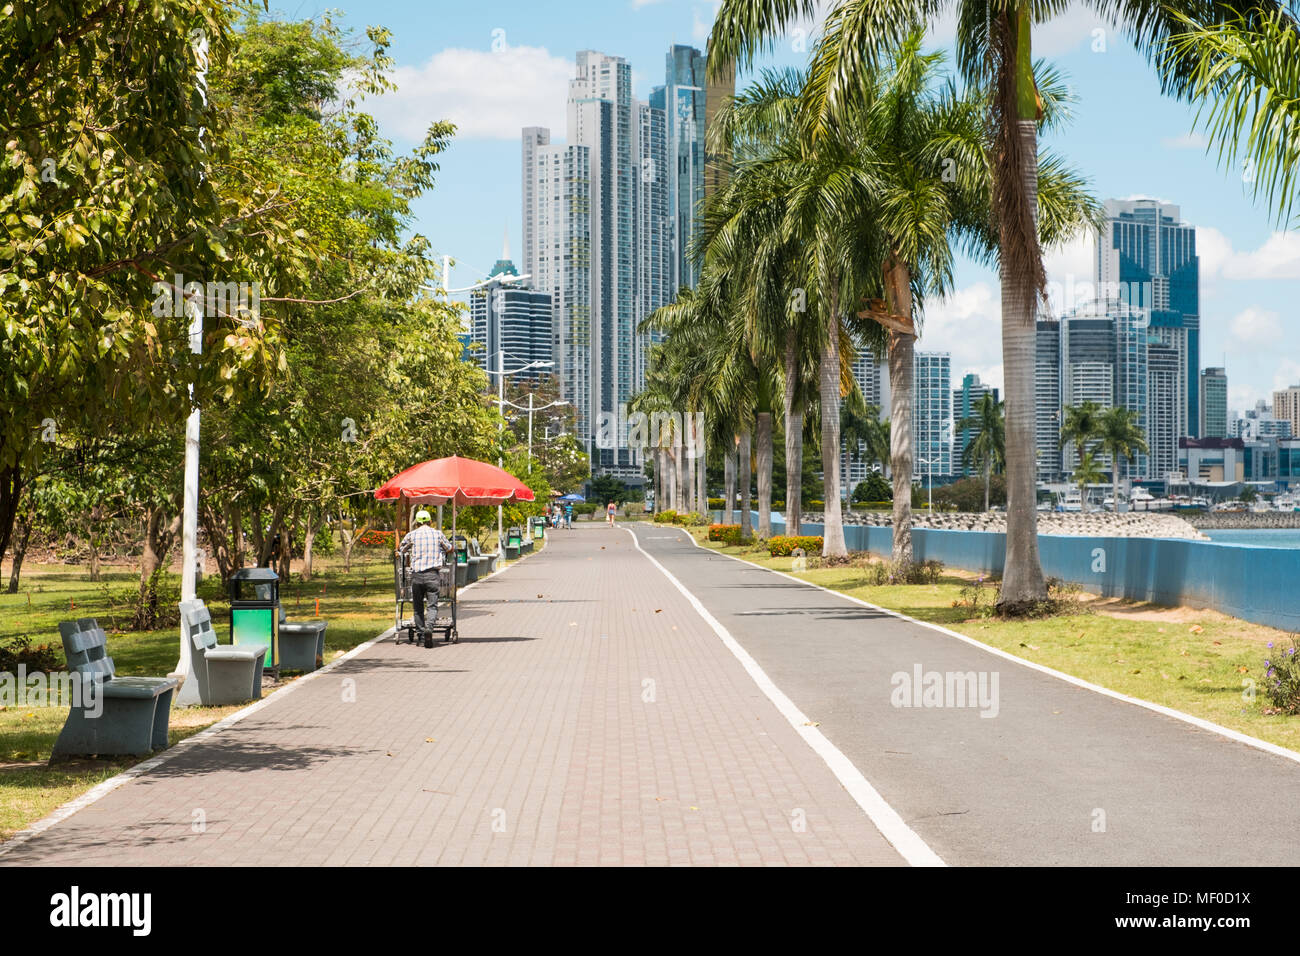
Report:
606,501,616,525
565,503,573,529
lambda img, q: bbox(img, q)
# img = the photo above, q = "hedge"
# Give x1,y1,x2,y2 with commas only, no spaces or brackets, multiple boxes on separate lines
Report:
707,523,752,545
767,535,823,557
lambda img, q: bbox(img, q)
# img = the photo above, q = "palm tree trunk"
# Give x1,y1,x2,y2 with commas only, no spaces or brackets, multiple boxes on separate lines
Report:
684,437,696,514
674,436,686,512
984,462,991,513
738,426,752,540
724,445,736,524
757,410,773,538
696,415,707,515
783,330,803,535
820,291,847,558
1113,453,1121,513
885,250,917,568
996,3,1048,606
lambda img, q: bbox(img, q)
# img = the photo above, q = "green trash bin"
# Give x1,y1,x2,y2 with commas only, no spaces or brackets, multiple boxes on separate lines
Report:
229,568,279,671
454,536,470,587
505,526,522,560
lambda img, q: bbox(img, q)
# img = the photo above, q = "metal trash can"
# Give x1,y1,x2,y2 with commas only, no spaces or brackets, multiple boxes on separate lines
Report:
229,568,279,671
454,536,470,587
532,517,545,541
505,527,522,560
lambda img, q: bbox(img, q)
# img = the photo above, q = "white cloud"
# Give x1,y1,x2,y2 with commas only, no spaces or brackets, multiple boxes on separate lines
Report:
1161,132,1209,150
1198,228,1300,280
1228,306,1282,346
361,45,574,142
919,282,1005,391
1272,358,1300,393
692,2,720,44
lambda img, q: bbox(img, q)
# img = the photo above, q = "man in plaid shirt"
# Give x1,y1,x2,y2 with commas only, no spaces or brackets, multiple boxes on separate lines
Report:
400,509,453,635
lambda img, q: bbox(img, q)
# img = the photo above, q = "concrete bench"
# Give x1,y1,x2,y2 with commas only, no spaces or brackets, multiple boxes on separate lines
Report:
278,606,326,673
51,618,177,762
176,599,266,707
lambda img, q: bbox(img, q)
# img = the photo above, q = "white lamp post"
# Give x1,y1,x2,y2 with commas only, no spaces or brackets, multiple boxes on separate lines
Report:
485,353,553,555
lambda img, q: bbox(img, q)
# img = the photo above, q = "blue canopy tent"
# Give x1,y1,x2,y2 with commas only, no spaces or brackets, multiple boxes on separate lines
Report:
558,493,585,502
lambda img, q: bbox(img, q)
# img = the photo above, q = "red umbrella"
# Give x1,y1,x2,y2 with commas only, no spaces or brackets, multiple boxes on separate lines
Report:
375,455,535,506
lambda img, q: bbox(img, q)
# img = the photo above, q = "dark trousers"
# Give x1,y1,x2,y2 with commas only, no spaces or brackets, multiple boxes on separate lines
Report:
411,569,440,631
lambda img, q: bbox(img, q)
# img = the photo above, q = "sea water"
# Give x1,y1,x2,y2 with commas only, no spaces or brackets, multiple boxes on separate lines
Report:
1203,528,1300,549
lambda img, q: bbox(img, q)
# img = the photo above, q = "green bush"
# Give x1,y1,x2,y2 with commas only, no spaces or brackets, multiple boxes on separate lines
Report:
1264,636,1300,714
677,511,707,527
708,497,725,510
808,499,824,510
867,559,945,586
768,535,823,557
708,523,733,541
656,509,678,525
0,635,63,674
574,503,598,516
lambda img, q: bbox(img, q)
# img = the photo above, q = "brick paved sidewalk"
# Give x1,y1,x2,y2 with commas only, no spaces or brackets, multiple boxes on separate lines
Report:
2,525,903,866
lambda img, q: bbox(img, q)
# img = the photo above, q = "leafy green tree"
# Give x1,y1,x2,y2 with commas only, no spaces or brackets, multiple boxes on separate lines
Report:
854,471,892,503
1058,401,1105,485
1073,451,1104,513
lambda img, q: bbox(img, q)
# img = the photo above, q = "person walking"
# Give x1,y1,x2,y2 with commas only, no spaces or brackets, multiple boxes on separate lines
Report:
606,501,616,525
399,509,452,637
564,502,573,529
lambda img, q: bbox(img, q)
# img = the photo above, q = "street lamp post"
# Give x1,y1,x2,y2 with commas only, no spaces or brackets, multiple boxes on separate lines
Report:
501,394,569,472
485,352,553,556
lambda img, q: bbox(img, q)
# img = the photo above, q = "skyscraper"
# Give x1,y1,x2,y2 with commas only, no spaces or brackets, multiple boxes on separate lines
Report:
1200,367,1228,438
523,49,674,482
1275,385,1300,437
663,44,707,293
468,241,553,380
953,373,999,478
1096,198,1200,438
914,352,952,481
843,343,890,496
1035,318,1062,481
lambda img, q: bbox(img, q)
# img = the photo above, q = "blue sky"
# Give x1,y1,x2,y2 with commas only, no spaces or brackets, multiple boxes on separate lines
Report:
281,0,1300,413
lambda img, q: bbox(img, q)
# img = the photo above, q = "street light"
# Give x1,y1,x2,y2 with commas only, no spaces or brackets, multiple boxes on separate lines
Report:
485,352,554,556
501,394,568,471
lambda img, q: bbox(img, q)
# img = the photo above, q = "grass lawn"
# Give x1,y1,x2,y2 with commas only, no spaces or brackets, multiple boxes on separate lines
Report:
0,544,402,841
681,526,1300,755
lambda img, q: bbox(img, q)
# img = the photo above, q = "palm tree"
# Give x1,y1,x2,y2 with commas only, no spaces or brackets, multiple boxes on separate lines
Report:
957,393,1005,512
1097,405,1147,512
1169,8,1300,224
708,0,1284,606
1058,401,1103,513
1073,451,1104,512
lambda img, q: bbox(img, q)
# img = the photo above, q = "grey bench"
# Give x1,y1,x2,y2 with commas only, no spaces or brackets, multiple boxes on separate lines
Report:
51,618,177,762
278,605,326,673
176,599,266,707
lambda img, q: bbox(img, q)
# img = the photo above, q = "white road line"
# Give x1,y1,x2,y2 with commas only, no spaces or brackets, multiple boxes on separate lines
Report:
674,527,1300,768
0,549,542,859
622,525,946,868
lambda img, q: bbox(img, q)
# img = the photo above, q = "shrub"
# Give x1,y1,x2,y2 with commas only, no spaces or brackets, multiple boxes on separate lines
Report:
656,509,678,525
768,535,823,557
808,499,824,511
869,559,945,586
1263,637,1300,714
0,635,63,674
358,529,396,548
708,523,736,542
677,511,707,526
953,575,997,617
575,503,598,516
708,497,725,510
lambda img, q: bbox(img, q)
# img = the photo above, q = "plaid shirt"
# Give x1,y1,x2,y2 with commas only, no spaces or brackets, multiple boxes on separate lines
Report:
400,525,452,572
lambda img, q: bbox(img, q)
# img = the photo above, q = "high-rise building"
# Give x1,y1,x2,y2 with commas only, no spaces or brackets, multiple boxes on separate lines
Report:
915,352,952,481
1147,342,1183,479
523,49,675,483
843,343,890,496
1058,303,1116,472
468,242,553,380
1231,400,1293,440
530,141,592,439
1096,198,1200,438
1274,385,1300,437
1200,368,1228,438
953,373,999,478
1035,318,1062,481
663,44,707,293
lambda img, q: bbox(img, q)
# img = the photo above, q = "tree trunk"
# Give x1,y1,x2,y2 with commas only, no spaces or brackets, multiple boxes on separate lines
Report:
784,330,804,536
685,433,697,514
1113,455,1121,514
738,426,753,540
696,415,707,517
820,291,847,558
673,439,685,513
724,446,736,524
888,331,915,567
6,505,32,594
757,410,773,538
301,511,319,582
277,524,292,584
0,463,22,569
985,462,992,513
997,4,1049,605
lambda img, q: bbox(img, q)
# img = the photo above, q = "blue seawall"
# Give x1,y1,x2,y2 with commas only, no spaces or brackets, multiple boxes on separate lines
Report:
711,511,1296,633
